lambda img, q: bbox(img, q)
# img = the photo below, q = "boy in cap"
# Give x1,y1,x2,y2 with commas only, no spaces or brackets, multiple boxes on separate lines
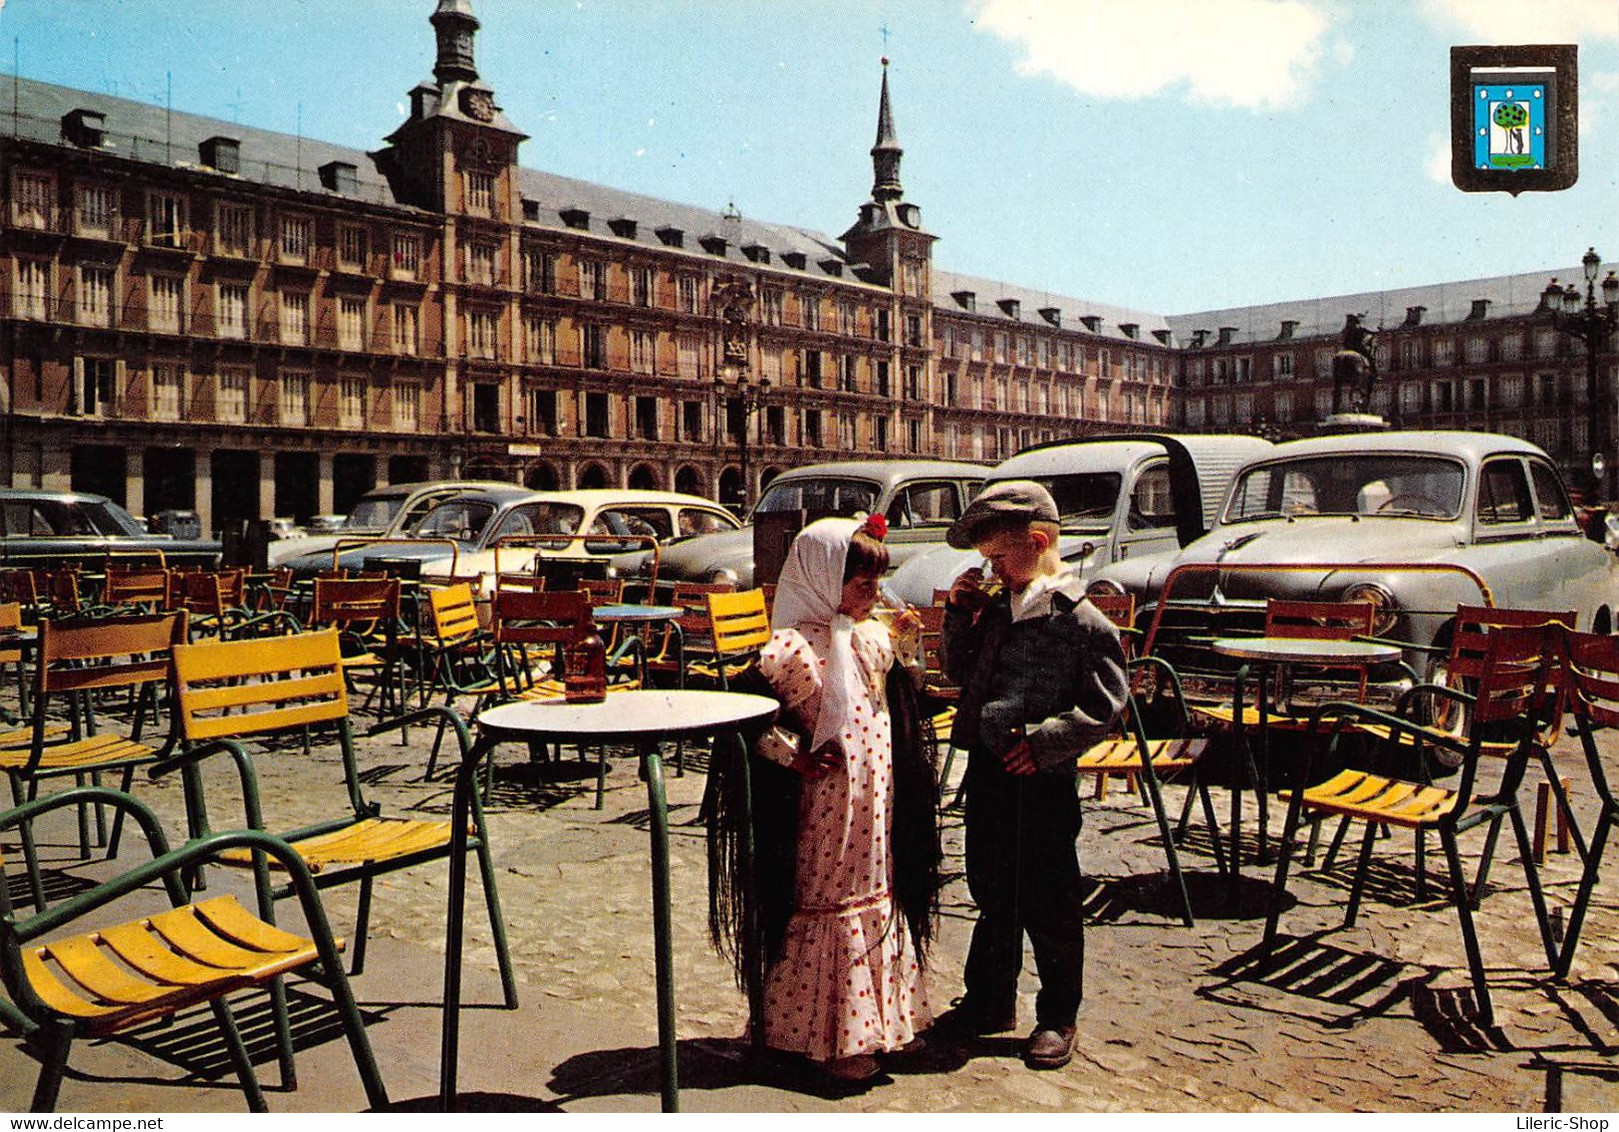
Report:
938,480,1128,1069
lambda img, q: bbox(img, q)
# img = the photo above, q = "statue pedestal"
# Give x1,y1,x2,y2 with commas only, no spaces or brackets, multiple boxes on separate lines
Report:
1320,412,1389,433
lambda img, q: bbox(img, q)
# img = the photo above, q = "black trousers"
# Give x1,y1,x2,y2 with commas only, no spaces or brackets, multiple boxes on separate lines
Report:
962,752,1085,1028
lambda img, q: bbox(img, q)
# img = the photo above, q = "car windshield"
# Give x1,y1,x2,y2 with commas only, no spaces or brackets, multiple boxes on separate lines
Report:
1225,455,1466,522
412,499,498,543
345,495,406,532
753,478,879,518
1023,473,1123,530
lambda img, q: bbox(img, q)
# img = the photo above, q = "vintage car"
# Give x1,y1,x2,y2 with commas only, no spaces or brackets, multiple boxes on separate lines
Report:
270,480,516,567
1086,430,1619,672
886,434,1273,606
616,459,987,590
297,487,740,588
0,488,221,569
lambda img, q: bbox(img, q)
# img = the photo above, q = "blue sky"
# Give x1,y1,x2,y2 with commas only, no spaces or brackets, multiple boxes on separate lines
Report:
2,0,1614,315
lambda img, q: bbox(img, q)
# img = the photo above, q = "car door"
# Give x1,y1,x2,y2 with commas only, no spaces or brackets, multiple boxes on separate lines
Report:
1470,456,1547,610
1113,460,1182,562
883,479,967,567
1525,456,1610,623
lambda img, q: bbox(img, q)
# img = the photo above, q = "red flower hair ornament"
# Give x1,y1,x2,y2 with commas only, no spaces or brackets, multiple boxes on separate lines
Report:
858,513,888,541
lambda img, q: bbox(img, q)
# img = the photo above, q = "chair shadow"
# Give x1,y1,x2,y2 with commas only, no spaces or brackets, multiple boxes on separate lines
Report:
1201,932,1435,1029
1081,870,1285,924
387,1090,566,1113
113,985,390,1082
483,761,597,811
546,1035,778,1100
4,864,97,911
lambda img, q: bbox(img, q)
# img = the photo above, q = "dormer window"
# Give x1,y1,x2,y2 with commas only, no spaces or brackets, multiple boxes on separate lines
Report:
1079,315,1101,333
1119,322,1139,340
201,136,241,174
781,251,807,270
559,206,590,230
1217,326,1238,346
1467,298,1490,320
997,298,1021,320
952,290,976,312
1038,306,1062,327
320,160,358,195
1278,319,1299,340
62,109,105,149
655,224,684,248
818,258,843,277
700,234,728,256
1404,305,1427,326
608,217,637,239
742,242,770,264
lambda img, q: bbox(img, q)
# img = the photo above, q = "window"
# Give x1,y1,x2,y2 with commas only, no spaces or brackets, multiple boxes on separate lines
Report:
279,371,310,427
338,296,366,350
513,386,553,437
635,396,659,440
584,391,610,438
152,363,182,421
878,309,892,343
839,301,858,336
581,323,605,369
677,275,698,313
839,354,858,392
392,303,419,355
677,334,701,378
908,418,922,453
902,259,923,296
75,183,116,237
278,215,311,263
630,330,653,374
217,368,249,424
74,357,116,417
761,347,782,386
279,291,309,345
339,224,368,269
874,415,889,451
1477,458,1534,524
1017,337,1033,366
1272,352,1294,379
525,315,556,364
762,289,783,326
1433,337,1455,367
148,275,182,333
994,333,1008,364
466,241,496,286
393,379,420,430
467,308,498,359
1534,329,1559,359
803,349,823,388
218,283,249,339
217,202,253,257
472,383,501,433
14,171,54,229
1464,336,1489,365
801,293,820,331
839,414,855,450
392,232,421,280
524,247,557,293
803,408,822,446
631,265,654,307
15,259,47,319
465,170,493,216
1501,333,1523,362
682,400,703,442
970,329,983,362
876,360,891,397
905,365,922,400
1529,460,1572,521
78,266,113,327
906,314,923,348
339,376,366,428
579,259,606,301
1037,337,1050,368
1497,373,1524,408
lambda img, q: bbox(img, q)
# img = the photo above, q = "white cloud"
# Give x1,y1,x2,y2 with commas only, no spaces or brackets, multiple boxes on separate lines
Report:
971,0,1335,111
1418,0,1619,44
1423,132,1452,184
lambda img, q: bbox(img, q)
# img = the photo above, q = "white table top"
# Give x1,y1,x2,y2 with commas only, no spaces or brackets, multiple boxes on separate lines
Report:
478,689,778,742
592,604,684,623
1210,636,1403,665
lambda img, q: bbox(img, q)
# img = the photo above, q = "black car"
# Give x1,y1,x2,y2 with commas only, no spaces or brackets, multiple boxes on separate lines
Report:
0,489,222,569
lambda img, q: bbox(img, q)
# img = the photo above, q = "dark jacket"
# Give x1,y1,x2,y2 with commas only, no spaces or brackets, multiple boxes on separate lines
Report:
942,570,1129,775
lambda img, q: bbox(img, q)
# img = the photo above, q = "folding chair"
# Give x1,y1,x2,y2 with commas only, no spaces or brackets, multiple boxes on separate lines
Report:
308,577,405,717
693,588,771,690
1262,623,1561,1025
0,787,387,1113
1552,629,1619,978
155,629,517,1005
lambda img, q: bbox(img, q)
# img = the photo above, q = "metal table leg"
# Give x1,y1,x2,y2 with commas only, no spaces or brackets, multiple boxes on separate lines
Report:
641,739,679,1112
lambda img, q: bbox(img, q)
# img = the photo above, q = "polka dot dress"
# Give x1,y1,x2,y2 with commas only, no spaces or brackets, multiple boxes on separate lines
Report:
757,622,931,1064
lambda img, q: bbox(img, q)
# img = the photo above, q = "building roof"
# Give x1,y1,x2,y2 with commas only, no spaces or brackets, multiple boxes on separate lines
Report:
931,267,1175,347
1166,263,1612,347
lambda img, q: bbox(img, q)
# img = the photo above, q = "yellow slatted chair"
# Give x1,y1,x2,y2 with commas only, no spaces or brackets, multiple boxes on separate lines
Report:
157,629,517,1004
0,612,187,893
1085,592,1139,799
642,580,734,686
689,588,771,690
417,583,505,779
0,787,387,1112
1262,622,1560,1026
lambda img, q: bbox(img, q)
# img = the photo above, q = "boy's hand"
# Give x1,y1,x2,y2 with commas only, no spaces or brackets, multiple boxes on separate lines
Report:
950,566,987,610
1002,738,1039,776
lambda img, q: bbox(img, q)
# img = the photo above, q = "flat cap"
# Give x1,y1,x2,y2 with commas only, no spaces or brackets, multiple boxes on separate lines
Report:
947,480,1059,549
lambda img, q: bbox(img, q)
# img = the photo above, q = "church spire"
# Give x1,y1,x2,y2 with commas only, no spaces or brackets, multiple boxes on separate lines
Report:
431,0,481,86
871,58,903,202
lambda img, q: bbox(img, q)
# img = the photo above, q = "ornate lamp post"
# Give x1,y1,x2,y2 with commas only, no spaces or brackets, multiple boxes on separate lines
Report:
711,278,769,512
1544,248,1619,500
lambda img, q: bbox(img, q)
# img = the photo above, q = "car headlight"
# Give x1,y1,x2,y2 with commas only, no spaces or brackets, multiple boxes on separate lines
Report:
1086,579,1127,599
1342,582,1398,636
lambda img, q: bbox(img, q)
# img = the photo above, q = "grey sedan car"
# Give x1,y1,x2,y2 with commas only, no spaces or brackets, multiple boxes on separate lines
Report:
1087,430,1619,670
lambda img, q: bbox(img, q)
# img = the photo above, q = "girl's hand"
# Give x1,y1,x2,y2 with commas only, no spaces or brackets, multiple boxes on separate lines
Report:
795,739,844,778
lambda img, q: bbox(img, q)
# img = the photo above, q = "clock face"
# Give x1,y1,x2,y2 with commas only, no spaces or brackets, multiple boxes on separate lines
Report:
461,88,496,123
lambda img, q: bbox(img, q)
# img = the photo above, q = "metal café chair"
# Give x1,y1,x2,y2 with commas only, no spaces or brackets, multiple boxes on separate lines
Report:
1551,629,1619,978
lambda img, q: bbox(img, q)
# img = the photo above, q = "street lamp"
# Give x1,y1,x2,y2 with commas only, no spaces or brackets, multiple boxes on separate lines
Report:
1543,248,1619,500
714,364,771,513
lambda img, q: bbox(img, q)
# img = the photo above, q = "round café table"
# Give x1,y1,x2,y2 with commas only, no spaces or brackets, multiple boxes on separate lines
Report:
440,689,777,1112
590,604,684,686
1210,636,1405,881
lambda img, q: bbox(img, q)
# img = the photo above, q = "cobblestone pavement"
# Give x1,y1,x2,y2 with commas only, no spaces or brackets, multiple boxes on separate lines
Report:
5,715,1619,1113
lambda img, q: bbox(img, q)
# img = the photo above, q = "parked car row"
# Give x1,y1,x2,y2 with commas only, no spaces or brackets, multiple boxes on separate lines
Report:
0,489,222,570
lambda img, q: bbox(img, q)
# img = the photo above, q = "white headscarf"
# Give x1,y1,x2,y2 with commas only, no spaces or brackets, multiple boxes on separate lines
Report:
770,517,871,759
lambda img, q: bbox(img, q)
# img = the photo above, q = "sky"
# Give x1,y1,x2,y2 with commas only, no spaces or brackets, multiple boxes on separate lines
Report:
0,0,1614,316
